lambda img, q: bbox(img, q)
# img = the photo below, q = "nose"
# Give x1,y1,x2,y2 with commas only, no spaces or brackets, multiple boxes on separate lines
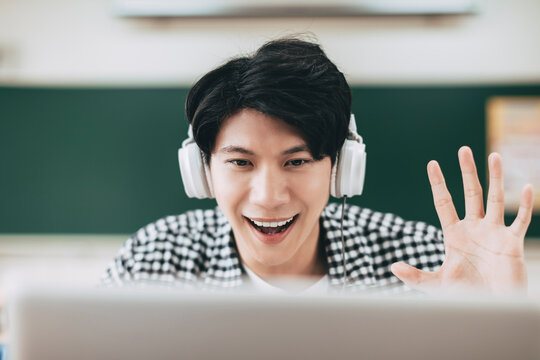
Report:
249,165,290,209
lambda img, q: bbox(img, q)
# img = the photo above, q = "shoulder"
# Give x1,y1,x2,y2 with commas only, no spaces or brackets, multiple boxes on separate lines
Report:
323,202,443,242
132,207,228,246
322,202,444,272
102,207,231,286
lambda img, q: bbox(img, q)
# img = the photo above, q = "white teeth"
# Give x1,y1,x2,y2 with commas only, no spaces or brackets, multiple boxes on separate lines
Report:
250,216,295,228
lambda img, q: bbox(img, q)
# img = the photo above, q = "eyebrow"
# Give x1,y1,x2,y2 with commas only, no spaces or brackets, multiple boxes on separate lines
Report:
217,144,310,156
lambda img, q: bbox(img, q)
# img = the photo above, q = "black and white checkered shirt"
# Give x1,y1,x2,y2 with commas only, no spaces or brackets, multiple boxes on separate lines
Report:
102,203,445,293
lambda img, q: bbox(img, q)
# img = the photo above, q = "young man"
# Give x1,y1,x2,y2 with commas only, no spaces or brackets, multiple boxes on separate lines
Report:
102,38,533,294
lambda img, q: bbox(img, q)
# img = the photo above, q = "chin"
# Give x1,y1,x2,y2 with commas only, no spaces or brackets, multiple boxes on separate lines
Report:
237,232,298,268
253,252,293,268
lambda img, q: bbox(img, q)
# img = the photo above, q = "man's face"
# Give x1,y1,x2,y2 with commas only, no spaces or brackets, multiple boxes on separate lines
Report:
210,108,332,275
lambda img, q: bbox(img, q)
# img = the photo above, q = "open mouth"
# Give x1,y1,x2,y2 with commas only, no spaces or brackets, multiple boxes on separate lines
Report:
244,215,298,235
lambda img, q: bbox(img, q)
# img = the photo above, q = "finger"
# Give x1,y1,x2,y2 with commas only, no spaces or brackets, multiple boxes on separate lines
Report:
485,153,505,224
428,160,460,230
509,184,534,238
458,146,485,219
391,262,438,291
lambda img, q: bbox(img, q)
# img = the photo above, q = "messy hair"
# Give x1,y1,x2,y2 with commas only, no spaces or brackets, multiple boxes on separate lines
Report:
185,37,351,165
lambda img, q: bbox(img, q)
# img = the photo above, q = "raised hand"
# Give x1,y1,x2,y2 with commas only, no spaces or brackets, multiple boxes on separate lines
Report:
391,146,534,295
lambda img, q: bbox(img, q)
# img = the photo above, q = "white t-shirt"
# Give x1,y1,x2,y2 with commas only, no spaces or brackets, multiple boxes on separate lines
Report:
243,266,329,295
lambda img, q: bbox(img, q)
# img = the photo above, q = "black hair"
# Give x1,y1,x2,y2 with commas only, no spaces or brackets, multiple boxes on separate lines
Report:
185,36,351,165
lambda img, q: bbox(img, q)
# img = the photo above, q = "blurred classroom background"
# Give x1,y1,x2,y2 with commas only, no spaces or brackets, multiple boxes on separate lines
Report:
1,0,540,308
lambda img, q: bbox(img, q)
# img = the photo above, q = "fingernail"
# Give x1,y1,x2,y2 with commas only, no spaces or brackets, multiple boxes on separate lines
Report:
427,161,438,175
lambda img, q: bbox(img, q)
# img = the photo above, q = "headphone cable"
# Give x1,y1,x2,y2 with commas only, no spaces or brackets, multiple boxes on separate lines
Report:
340,195,347,287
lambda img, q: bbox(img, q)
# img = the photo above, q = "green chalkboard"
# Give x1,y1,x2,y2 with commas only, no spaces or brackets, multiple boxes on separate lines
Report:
1,85,539,236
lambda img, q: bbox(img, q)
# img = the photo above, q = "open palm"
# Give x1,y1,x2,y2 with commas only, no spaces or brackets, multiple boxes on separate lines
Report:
391,146,534,294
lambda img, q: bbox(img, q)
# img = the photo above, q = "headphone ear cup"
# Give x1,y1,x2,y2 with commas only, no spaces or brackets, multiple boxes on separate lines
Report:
178,141,214,199
331,139,366,198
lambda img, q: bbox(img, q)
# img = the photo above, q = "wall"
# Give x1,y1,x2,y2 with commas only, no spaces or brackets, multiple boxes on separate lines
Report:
1,0,539,236
0,0,539,86
2,84,540,236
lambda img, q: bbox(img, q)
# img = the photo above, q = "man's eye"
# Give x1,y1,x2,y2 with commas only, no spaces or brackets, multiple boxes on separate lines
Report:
287,159,310,167
229,160,251,167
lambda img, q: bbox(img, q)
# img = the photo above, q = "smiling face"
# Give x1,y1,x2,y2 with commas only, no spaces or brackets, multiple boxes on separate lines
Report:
209,108,332,277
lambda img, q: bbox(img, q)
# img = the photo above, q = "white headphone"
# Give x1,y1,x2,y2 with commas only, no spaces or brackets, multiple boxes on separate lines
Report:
178,114,366,199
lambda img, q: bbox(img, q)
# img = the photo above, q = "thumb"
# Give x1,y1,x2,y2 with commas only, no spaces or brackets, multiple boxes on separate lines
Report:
391,262,438,291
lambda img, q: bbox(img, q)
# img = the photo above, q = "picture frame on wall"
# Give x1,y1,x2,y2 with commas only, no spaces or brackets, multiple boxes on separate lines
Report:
487,97,540,214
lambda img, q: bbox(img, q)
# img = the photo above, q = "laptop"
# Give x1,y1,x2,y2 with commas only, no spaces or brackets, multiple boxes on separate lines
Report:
6,285,540,360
